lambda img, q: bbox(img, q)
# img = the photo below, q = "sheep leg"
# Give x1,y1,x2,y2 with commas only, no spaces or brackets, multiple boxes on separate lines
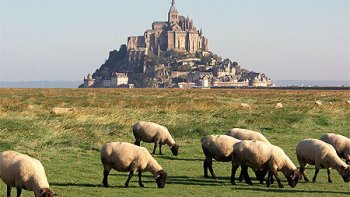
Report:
346,160,349,165
203,159,209,178
230,164,239,185
272,171,284,188
152,143,158,154
102,168,111,188
125,171,134,188
327,168,332,183
241,165,253,185
138,170,144,187
299,166,309,182
159,144,163,155
266,170,273,187
207,158,216,179
312,168,320,182
134,138,141,146
238,170,244,183
269,173,274,185
7,186,11,197
297,156,309,182
16,187,22,197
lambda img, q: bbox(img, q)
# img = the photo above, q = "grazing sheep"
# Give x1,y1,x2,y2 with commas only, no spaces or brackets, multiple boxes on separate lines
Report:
315,100,323,107
50,107,75,115
227,128,270,144
347,101,350,105
275,103,283,109
296,139,350,183
133,121,179,156
201,135,241,179
27,104,35,110
320,133,350,164
240,103,251,109
101,142,167,188
0,151,55,197
227,128,270,183
231,140,300,188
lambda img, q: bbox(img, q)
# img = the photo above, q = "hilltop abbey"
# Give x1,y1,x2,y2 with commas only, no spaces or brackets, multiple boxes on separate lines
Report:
128,0,209,55
82,0,272,88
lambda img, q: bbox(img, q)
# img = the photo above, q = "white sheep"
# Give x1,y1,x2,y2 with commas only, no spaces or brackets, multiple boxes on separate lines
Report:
133,121,179,156
320,133,350,164
201,135,241,179
315,100,323,107
296,139,350,183
227,128,271,183
275,103,283,109
240,103,251,109
231,140,300,188
0,151,55,197
101,142,167,188
50,107,75,115
227,128,270,144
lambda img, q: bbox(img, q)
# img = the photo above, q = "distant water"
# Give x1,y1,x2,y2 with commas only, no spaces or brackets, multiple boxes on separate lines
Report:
0,80,349,88
273,80,350,87
0,81,82,88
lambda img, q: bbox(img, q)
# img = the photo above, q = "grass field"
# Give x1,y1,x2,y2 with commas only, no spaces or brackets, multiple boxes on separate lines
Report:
0,88,349,196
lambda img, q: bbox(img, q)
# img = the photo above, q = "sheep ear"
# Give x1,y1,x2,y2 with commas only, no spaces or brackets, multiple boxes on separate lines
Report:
340,166,346,173
290,171,298,180
290,173,295,180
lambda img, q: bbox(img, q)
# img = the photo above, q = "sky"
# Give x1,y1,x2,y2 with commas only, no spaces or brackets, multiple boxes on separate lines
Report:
0,0,349,82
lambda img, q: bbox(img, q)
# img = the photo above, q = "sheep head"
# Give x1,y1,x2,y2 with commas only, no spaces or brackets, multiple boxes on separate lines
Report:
286,169,300,188
39,188,56,197
340,166,350,183
156,170,167,188
171,144,179,156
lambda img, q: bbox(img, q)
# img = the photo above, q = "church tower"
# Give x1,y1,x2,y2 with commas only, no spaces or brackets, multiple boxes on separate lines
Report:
168,0,179,24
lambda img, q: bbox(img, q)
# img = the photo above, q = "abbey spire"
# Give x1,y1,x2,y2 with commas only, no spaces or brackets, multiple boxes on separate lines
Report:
128,0,208,55
168,0,179,24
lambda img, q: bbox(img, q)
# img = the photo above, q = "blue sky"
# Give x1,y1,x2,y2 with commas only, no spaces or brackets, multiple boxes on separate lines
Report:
0,0,349,81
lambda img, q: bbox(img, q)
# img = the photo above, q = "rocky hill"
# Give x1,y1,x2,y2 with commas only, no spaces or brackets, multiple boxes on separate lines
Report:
81,45,272,88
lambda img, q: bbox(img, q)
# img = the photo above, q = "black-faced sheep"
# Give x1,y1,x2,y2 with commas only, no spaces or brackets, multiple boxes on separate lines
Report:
296,139,350,183
0,151,55,197
320,133,350,164
227,128,270,183
133,121,179,156
231,140,300,188
201,135,241,179
101,142,167,188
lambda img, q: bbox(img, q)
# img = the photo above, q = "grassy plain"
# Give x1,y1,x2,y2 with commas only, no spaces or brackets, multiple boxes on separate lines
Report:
0,88,349,196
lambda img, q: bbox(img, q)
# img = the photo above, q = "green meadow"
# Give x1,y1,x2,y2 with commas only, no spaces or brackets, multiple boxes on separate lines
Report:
0,88,349,196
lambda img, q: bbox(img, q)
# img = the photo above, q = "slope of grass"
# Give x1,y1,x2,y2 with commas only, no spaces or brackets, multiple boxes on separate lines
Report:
0,88,349,196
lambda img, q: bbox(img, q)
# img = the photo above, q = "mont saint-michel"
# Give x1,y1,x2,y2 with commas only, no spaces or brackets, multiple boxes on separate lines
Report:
81,0,272,88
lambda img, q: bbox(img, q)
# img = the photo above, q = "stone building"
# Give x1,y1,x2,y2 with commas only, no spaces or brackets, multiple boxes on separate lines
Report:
84,74,95,88
112,72,129,86
128,0,209,72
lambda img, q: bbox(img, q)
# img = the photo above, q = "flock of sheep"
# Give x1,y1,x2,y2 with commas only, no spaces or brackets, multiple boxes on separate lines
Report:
202,130,350,188
0,121,349,196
